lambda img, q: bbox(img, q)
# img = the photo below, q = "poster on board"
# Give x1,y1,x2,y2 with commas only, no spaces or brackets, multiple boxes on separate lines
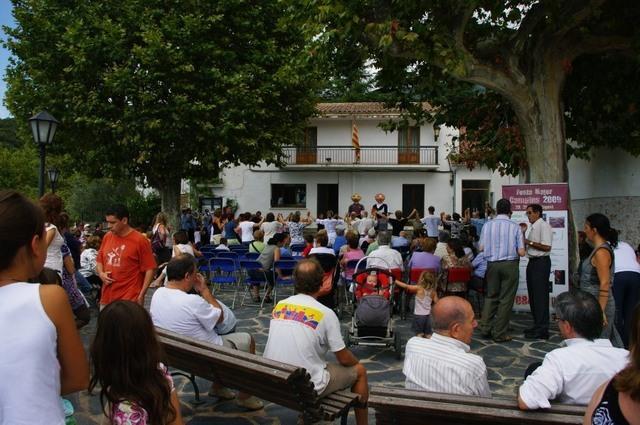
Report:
502,183,569,313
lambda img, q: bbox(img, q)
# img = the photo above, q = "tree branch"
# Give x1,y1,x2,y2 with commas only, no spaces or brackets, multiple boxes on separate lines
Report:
564,34,633,60
452,1,477,47
510,2,547,54
553,0,607,38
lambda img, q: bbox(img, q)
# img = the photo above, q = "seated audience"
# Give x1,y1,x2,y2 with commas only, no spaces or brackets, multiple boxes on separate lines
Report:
90,301,184,424
215,237,230,251
249,230,265,253
309,230,335,256
150,254,263,410
263,259,369,425
518,290,629,409
391,230,410,249
301,233,314,257
367,231,403,271
434,230,450,260
333,226,348,255
403,296,490,397
584,304,640,424
439,238,472,295
361,228,376,253
408,237,440,273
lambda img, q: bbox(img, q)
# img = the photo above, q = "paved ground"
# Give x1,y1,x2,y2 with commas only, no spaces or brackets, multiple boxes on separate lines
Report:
71,287,562,424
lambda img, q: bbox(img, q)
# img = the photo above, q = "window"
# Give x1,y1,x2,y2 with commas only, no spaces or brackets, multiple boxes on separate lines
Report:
461,180,490,213
297,127,317,164
271,184,306,208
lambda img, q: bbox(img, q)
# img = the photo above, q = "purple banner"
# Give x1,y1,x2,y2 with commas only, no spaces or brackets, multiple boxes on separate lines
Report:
502,183,569,211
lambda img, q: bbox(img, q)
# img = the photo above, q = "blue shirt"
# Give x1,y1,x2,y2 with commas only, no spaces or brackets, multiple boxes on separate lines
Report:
421,215,440,238
479,215,524,262
472,252,487,278
333,236,347,255
470,218,487,236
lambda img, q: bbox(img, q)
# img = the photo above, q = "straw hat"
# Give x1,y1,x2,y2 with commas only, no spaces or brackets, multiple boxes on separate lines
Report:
351,193,362,202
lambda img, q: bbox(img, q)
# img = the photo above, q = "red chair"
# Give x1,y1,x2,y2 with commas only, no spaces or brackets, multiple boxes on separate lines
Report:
409,268,437,284
445,267,472,297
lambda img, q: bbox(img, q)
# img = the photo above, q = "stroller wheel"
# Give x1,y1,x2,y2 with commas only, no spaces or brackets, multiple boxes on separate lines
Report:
394,332,402,359
343,328,351,348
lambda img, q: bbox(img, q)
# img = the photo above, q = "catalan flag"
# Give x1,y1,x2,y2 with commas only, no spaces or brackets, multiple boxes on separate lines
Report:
352,118,360,163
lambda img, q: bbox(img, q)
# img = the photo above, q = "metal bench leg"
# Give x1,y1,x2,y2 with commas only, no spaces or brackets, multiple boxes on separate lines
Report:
170,371,204,405
340,409,349,425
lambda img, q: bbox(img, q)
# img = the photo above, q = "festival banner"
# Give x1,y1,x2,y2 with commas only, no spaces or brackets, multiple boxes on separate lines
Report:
502,183,569,313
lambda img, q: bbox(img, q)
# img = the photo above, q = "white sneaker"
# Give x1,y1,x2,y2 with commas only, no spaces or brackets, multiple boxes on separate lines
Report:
236,395,264,410
208,386,236,400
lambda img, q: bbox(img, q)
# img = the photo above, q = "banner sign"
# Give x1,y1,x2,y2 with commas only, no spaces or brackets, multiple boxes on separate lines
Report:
502,183,570,313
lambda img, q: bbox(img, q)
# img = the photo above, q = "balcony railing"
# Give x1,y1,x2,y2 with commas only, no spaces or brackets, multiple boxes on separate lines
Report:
282,146,439,166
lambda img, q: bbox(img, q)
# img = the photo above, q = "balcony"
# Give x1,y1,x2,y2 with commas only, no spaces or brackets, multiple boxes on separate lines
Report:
280,146,439,169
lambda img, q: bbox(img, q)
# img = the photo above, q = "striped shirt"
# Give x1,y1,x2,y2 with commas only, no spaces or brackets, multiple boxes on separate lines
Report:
479,214,524,262
403,333,491,397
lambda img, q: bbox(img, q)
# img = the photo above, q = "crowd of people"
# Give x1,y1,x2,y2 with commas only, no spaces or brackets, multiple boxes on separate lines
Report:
2,188,640,425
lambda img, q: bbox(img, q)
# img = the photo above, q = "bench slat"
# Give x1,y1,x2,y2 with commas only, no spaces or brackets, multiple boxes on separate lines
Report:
369,395,583,425
369,386,585,417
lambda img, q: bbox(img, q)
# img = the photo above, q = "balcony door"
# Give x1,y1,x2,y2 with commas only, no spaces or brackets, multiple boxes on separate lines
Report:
398,126,420,164
297,127,317,164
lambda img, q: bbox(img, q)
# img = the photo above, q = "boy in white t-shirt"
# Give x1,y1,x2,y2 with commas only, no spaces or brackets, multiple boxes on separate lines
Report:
235,212,263,243
263,259,369,425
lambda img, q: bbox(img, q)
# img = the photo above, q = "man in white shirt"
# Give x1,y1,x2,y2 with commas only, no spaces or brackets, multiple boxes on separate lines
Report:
403,296,491,397
433,230,450,260
523,203,553,339
367,231,403,271
264,259,369,425
518,291,629,410
421,206,440,239
150,254,263,410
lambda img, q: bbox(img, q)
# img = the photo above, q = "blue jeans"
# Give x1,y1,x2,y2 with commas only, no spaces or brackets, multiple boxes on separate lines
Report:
74,271,93,295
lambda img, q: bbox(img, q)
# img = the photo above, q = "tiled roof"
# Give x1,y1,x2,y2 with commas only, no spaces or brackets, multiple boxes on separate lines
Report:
316,102,433,116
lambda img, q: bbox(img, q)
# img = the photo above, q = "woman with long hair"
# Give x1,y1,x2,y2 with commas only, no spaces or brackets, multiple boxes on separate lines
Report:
439,238,472,295
584,304,640,424
581,213,623,346
152,212,171,264
90,300,183,425
40,192,66,274
0,190,89,423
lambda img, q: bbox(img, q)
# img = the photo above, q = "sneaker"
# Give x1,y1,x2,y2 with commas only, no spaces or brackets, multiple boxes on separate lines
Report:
208,386,236,400
237,395,264,410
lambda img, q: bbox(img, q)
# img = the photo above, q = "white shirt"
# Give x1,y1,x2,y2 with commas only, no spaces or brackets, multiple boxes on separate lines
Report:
309,246,336,256
614,241,640,274
403,333,491,397
238,221,256,242
261,221,283,244
263,294,344,393
421,215,440,238
0,283,64,424
150,287,223,346
357,218,374,235
525,217,553,258
79,248,98,277
518,338,629,408
173,243,195,257
367,245,404,270
434,242,449,260
44,223,65,274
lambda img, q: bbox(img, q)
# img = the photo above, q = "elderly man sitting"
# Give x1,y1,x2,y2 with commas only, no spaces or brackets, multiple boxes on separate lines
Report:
518,290,629,409
367,230,403,271
403,296,491,397
150,253,263,410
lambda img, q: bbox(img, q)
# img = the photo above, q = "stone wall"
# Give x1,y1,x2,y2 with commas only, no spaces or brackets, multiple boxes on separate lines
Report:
572,196,640,247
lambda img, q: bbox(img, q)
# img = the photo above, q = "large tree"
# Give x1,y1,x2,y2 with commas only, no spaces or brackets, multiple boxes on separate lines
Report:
306,0,640,182
5,0,319,219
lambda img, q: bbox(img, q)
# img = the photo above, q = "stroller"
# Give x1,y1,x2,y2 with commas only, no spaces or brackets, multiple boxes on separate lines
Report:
343,257,403,359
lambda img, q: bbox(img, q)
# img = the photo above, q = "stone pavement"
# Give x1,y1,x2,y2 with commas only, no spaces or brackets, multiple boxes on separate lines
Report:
71,287,562,424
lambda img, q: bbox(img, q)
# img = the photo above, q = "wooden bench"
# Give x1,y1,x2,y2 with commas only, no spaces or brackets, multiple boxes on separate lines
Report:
156,328,359,424
369,385,585,425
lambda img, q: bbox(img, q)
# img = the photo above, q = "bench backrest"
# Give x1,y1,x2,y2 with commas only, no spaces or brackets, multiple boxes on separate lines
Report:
369,386,585,425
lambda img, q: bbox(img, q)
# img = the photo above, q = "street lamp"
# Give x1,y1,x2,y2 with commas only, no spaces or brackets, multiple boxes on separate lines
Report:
29,111,59,197
47,168,60,193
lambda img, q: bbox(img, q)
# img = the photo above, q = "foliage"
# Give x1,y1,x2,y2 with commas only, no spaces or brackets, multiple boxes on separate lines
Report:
0,118,19,148
4,0,320,193
302,0,640,179
0,139,39,197
64,173,159,228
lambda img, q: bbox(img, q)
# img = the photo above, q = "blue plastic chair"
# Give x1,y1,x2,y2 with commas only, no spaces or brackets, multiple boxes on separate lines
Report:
210,258,240,308
216,251,240,266
289,243,306,255
239,259,269,307
269,259,298,307
242,252,260,260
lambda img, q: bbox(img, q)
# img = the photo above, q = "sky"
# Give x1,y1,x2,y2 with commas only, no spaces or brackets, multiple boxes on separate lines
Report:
0,1,14,118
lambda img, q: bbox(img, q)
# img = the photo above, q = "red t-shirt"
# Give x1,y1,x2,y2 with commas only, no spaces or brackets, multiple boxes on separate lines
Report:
97,230,156,305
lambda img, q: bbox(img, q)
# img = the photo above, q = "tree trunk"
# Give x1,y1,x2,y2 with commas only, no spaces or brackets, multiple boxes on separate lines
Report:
512,66,568,184
157,176,181,232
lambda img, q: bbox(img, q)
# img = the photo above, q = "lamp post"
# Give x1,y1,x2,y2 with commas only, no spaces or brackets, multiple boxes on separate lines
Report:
447,156,459,213
47,167,60,193
29,111,59,197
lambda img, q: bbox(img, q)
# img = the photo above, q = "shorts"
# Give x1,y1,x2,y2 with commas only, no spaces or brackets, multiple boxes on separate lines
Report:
221,332,252,352
412,314,432,335
319,363,358,398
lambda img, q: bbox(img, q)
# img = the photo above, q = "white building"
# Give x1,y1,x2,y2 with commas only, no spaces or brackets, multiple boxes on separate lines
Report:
209,102,516,218
201,102,639,244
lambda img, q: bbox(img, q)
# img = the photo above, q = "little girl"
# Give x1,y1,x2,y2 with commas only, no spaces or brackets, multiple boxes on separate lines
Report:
396,271,439,337
89,301,183,425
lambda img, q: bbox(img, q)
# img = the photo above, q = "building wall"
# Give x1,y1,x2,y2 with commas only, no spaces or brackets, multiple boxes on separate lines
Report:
568,148,640,245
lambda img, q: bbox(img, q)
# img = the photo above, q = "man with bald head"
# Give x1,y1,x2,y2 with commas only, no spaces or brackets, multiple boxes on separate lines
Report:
403,296,491,397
